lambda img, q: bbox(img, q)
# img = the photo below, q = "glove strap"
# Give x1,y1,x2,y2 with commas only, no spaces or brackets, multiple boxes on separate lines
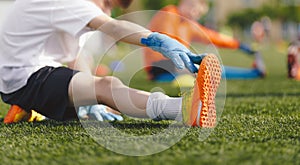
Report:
141,38,149,46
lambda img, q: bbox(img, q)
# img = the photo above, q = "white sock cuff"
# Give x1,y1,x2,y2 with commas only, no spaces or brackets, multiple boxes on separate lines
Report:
146,92,169,120
146,92,182,121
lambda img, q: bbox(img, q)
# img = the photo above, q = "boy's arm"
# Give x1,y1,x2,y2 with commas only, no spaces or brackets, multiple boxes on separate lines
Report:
193,24,255,55
193,23,240,49
88,14,151,46
87,15,203,73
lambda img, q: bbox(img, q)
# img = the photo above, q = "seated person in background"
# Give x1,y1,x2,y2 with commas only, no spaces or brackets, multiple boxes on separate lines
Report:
143,0,265,82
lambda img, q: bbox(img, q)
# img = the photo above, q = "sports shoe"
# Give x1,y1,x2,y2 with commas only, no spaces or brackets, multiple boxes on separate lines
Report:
4,105,46,124
182,54,222,127
27,110,47,122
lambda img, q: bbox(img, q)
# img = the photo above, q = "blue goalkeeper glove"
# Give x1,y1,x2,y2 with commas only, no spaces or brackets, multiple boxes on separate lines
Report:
78,104,123,121
141,32,205,73
239,43,256,55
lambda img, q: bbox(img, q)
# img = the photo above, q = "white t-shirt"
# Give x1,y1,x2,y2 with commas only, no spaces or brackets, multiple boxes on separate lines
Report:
0,0,104,94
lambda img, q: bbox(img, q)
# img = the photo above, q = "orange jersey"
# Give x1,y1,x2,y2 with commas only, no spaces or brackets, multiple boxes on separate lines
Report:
143,5,240,73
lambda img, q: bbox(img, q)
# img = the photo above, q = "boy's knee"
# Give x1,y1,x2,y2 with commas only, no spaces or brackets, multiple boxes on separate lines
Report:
95,76,124,103
96,76,123,88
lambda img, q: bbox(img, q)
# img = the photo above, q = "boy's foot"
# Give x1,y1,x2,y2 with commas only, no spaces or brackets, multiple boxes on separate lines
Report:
4,105,46,124
27,110,47,122
4,105,29,124
182,54,222,127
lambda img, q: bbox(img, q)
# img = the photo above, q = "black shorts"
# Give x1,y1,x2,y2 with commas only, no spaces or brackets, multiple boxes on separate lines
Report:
1,66,79,121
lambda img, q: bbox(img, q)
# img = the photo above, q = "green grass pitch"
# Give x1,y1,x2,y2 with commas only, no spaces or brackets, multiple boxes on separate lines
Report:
0,44,299,165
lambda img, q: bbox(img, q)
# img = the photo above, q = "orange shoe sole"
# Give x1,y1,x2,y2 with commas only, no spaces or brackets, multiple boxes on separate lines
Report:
4,105,29,124
183,54,222,127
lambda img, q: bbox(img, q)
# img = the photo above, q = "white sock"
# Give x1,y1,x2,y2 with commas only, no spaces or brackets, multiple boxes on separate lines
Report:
146,92,182,121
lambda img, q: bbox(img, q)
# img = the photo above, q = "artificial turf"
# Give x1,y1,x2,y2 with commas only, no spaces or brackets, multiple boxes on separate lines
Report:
0,45,299,165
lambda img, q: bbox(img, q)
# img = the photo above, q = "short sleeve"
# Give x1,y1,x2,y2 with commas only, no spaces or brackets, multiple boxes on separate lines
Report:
52,0,104,37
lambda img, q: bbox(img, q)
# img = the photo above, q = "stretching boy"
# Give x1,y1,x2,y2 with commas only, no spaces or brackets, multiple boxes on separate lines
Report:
0,0,221,127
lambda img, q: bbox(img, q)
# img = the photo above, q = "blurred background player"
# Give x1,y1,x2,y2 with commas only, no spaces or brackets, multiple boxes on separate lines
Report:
287,39,300,80
251,21,266,43
143,0,265,82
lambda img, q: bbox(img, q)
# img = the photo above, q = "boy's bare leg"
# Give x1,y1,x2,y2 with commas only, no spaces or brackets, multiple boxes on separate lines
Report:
68,72,150,118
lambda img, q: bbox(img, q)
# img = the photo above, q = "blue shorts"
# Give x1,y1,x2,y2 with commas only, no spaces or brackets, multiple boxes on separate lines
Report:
1,66,79,121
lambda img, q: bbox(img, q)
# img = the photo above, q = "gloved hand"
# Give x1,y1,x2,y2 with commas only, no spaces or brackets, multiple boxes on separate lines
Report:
239,43,256,55
141,32,205,73
78,104,123,122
